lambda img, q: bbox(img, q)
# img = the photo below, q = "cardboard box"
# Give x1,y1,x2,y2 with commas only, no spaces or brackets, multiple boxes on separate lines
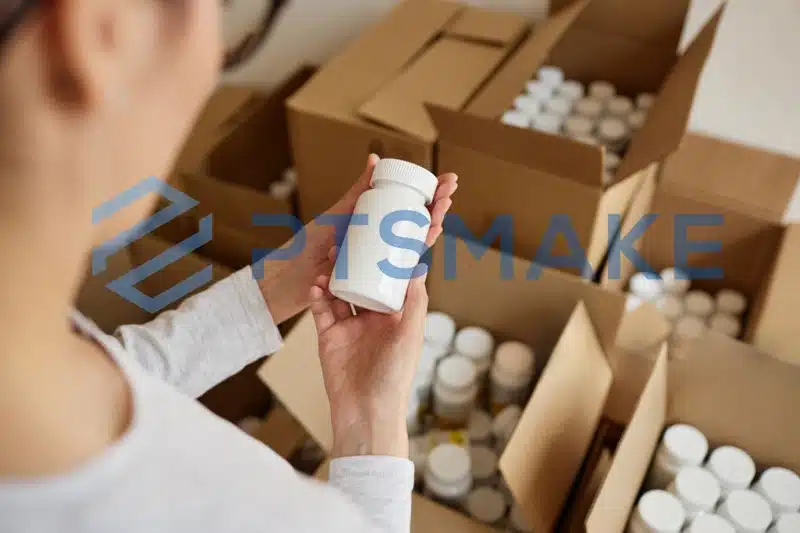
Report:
601,134,800,364
428,0,725,278
583,333,800,533
258,237,628,532
287,0,530,221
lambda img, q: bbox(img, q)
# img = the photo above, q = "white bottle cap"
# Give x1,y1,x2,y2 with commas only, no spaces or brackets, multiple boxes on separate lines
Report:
770,513,800,533
629,272,664,302
607,95,634,117
628,109,648,131
422,342,450,365
604,151,621,172
707,446,757,493
514,94,542,116
237,416,262,436
719,490,773,533
557,80,585,102
531,111,564,134
502,110,531,129
509,504,534,533
687,514,735,533
570,134,599,146
526,79,554,101
602,170,615,187
589,80,616,101
657,294,685,323
563,115,595,137
282,167,298,186
269,180,295,201
755,467,800,515
662,424,709,467
468,410,493,444
669,466,721,514
544,95,573,117
470,445,499,481
716,289,748,316
465,486,507,524
684,290,715,319
626,294,644,312
455,327,495,376
425,443,472,499
537,65,565,88
574,97,605,119
436,355,477,394
371,158,438,205
492,341,536,389
637,92,656,110
660,267,692,296
709,313,742,338
424,312,456,351
492,405,522,449
597,117,629,143
634,490,686,533
674,315,708,340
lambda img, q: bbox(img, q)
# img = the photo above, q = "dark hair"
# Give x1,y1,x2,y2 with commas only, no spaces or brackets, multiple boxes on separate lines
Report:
1,0,37,47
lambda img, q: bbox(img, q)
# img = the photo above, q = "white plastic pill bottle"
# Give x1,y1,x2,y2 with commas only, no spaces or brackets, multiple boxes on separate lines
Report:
329,158,437,313
686,514,735,533
468,410,494,447
424,443,473,507
668,466,721,519
627,490,686,533
706,446,756,496
470,445,500,487
465,486,508,526
718,489,773,533
647,424,709,489
433,355,479,429
424,311,457,359
660,267,691,296
490,341,536,412
754,467,800,516
769,513,800,533
454,326,495,380
493,405,523,455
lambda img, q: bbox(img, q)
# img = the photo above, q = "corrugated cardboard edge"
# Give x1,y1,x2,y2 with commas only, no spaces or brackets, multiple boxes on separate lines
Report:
500,302,613,533
585,345,668,533
444,6,529,46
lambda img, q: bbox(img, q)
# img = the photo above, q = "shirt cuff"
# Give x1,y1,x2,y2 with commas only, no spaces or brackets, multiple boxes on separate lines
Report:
227,266,284,357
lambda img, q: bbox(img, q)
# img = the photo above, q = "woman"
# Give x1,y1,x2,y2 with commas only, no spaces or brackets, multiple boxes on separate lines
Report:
0,1,457,532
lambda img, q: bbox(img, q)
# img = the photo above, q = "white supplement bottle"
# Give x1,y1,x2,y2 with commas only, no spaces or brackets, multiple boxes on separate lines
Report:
572,134,599,146
673,315,708,342
597,117,630,153
509,504,534,533
604,151,621,174
755,467,800,515
661,267,691,296
707,446,757,496
468,410,493,447
589,80,616,102
526,79,554,101
648,424,709,489
686,514,735,533
544,95,573,118
493,405,523,455
769,513,800,533
329,159,436,313
719,490,773,533
607,95,634,118
668,466,721,519
563,115,595,138
716,289,748,316
628,109,648,131
657,294,685,323
514,94,542,117
637,93,655,110
627,490,686,533
538,65,565,89
465,486,507,526
236,416,262,436
626,294,644,313
490,341,536,412
629,272,664,302
424,443,473,506
433,355,479,429
502,110,531,128
424,311,456,358
470,445,500,486
557,80,585,102
454,327,495,380
531,111,564,134
709,313,742,338
574,96,605,119
684,290,715,319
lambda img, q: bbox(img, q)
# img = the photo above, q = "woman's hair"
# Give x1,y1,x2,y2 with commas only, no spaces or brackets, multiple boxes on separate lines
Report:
0,0,35,47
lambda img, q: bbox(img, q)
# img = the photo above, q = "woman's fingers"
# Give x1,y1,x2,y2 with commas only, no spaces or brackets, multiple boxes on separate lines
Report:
401,264,430,332
309,283,337,335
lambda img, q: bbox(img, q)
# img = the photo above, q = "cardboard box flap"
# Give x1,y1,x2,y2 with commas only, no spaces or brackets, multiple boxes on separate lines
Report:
660,133,800,223
670,335,800,472
586,346,668,533
550,0,690,49
617,6,725,180
467,0,591,119
412,493,495,533
257,313,335,453
358,38,508,142
499,302,613,533
428,104,603,187
444,6,528,46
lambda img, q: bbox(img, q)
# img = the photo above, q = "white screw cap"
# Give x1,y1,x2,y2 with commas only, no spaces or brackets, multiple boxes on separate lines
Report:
468,410,493,444
531,111,563,134
589,80,616,101
502,110,531,129
514,94,542,116
770,513,800,533
716,289,748,316
424,312,456,350
597,117,629,143
657,294,685,323
661,267,692,296
707,446,757,493
564,115,595,137
525,79,554,101
537,65,564,88
437,355,477,392
684,290,715,319
669,466,721,514
709,313,742,338
662,424,709,467
557,80,585,102
637,92,656,110
628,109,648,131
466,486,507,524
634,490,686,533
755,467,800,515
687,514,735,533
371,158,438,205
574,97,605,119
719,489,773,533
629,272,664,302
544,95,573,117
470,445,499,481
607,95,634,117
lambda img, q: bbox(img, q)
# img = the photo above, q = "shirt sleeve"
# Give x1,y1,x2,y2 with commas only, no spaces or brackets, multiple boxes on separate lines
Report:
114,267,282,397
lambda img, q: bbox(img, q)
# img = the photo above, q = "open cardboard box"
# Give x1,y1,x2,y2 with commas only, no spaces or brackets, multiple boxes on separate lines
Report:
258,236,629,532
428,0,724,279
581,333,800,533
601,134,800,365
287,0,530,222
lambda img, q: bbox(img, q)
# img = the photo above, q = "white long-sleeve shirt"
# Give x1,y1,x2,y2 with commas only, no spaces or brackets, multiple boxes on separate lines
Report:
0,268,414,533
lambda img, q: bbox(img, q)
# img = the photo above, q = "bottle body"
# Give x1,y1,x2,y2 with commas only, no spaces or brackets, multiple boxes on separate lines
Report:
424,444,473,508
